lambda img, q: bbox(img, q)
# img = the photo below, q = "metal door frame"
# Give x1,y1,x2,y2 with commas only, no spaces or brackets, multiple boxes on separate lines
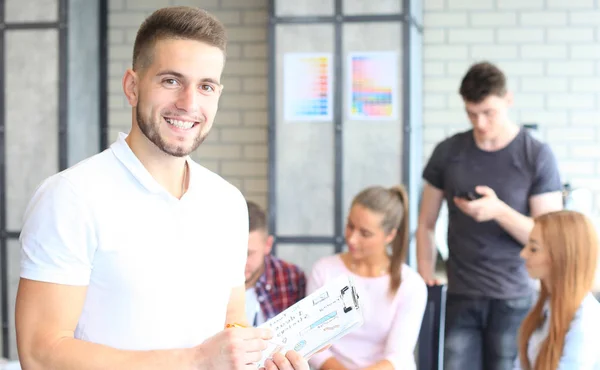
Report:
267,0,423,257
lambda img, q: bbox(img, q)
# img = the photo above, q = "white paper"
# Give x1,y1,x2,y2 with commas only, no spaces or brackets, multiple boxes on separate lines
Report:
283,52,334,122
255,274,364,368
347,51,399,121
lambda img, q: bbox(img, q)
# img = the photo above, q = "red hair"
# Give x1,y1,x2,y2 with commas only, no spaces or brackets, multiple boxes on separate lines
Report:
518,210,598,370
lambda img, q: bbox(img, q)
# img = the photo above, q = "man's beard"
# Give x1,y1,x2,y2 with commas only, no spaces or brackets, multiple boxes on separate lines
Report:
135,105,207,157
245,264,265,287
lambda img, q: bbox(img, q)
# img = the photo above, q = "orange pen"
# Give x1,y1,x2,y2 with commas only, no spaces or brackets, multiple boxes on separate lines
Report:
225,322,247,329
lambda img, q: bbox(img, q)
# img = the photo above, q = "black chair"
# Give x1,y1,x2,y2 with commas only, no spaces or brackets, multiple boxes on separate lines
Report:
417,284,447,370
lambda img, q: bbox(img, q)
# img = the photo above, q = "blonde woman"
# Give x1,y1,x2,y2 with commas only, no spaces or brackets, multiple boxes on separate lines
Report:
516,210,600,370
307,185,427,370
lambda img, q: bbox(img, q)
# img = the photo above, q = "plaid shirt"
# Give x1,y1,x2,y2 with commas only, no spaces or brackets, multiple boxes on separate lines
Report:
254,254,306,323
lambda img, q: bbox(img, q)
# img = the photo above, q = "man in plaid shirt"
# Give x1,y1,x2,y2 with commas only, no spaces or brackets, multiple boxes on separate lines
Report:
244,201,306,326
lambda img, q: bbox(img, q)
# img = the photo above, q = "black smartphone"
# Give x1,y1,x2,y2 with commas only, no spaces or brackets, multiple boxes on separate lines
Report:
455,191,482,201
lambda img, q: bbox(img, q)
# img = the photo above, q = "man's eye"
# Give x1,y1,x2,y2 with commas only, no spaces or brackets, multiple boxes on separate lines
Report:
163,79,179,86
201,84,215,92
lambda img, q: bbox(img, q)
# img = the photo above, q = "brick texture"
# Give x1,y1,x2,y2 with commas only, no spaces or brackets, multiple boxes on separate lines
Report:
423,0,600,223
109,0,600,224
108,0,269,208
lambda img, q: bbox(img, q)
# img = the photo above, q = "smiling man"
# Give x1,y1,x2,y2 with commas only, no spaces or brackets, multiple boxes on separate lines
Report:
416,61,563,370
15,7,308,370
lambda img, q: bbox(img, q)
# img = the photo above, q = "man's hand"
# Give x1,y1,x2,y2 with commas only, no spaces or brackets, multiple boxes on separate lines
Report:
453,186,503,222
422,277,442,287
194,326,271,369
261,344,330,370
263,350,309,370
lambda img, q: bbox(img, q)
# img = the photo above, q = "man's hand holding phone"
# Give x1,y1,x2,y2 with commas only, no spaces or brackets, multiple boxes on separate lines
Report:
453,186,503,222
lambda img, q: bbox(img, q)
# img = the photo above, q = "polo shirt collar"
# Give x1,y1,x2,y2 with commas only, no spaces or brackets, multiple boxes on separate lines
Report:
110,132,194,197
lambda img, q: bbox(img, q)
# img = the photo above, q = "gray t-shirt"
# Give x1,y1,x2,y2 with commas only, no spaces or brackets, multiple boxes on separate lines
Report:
423,127,562,299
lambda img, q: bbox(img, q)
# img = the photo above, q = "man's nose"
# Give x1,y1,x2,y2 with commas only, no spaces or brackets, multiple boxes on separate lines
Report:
475,114,487,129
175,86,199,112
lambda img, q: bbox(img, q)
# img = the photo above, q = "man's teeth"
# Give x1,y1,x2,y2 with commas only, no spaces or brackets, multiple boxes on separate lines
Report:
165,118,194,129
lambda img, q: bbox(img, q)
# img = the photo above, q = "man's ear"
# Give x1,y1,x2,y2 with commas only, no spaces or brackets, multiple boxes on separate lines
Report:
122,68,140,107
265,235,274,255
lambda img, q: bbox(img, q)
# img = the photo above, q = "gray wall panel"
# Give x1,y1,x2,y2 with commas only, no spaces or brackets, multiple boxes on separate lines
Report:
343,0,402,15
5,29,59,231
275,0,334,17
5,0,58,22
275,244,335,274
342,22,403,219
275,24,335,236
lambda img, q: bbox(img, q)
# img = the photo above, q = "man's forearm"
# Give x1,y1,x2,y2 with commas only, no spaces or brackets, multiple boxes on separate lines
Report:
24,337,195,370
416,226,437,278
494,201,534,245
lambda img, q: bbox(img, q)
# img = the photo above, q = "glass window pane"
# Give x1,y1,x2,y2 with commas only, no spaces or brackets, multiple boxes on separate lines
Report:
275,24,335,236
5,0,58,22
275,0,334,17
342,22,403,217
6,29,59,230
274,243,335,274
343,0,402,15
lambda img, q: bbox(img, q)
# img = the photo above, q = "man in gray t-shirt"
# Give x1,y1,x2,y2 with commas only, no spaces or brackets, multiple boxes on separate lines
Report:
417,62,563,370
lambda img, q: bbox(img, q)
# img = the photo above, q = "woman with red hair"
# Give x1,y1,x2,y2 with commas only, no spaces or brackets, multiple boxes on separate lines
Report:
516,210,600,369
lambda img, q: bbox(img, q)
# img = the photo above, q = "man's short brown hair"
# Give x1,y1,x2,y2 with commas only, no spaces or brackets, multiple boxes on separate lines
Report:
247,200,267,233
459,61,507,103
132,6,227,71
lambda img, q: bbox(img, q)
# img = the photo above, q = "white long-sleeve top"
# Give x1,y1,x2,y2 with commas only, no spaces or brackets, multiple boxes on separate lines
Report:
307,255,428,370
514,293,600,370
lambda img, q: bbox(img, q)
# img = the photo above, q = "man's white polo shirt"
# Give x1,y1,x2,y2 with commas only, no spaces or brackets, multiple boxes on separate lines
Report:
19,133,248,350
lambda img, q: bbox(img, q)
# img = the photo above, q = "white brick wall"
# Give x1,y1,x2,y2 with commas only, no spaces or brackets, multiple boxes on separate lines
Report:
107,0,600,226
108,0,269,208
423,0,600,221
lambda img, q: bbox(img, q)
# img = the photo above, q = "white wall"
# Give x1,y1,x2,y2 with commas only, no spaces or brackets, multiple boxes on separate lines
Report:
423,0,600,222
423,0,600,288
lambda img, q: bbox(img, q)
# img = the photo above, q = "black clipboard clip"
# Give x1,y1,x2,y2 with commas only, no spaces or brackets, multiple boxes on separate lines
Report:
341,285,360,313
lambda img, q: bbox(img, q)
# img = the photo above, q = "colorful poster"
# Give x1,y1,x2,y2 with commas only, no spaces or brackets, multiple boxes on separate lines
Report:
347,52,398,120
284,53,333,122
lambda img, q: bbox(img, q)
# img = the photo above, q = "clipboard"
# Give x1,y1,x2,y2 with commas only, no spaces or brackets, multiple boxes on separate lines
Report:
255,274,364,368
